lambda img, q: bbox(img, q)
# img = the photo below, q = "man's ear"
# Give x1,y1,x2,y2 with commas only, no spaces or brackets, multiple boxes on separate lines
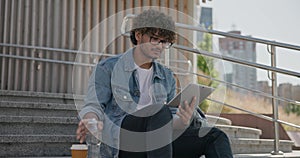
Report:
130,31,137,45
135,31,142,44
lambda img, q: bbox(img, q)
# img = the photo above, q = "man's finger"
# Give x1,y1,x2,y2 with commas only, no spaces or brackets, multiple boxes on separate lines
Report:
76,120,90,141
76,121,84,139
80,134,86,144
179,105,187,115
189,96,196,108
97,121,104,131
183,100,193,114
177,106,189,124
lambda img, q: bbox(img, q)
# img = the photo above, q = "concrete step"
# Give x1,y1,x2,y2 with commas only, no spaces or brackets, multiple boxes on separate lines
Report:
5,157,71,158
233,150,300,158
0,135,77,157
0,101,79,117
0,90,84,105
216,124,262,139
206,115,232,125
230,138,294,154
0,115,78,135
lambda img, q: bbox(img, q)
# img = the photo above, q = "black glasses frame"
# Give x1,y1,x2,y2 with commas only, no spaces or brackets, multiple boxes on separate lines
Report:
149,36,173,49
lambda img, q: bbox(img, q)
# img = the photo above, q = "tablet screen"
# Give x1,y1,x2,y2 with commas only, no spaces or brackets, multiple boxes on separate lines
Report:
167,83,214,108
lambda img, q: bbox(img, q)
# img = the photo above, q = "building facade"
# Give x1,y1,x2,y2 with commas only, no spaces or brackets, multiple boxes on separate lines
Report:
219,31,257,93
197,6,212,42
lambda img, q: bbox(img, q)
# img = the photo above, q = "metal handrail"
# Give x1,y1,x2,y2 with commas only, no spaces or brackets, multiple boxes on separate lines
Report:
0,46,192,72
175,22,300,51
170,68,300,130
190,70,300,106
207,97,300,129
174,44,300,78
0,43,108,56
0,53,96,67
174,20,299,155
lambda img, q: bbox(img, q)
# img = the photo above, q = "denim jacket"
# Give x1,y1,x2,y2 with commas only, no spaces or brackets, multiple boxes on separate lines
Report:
79,48,177,158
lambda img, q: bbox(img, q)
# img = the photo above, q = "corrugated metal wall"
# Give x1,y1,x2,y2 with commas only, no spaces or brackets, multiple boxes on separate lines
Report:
0,0,196,94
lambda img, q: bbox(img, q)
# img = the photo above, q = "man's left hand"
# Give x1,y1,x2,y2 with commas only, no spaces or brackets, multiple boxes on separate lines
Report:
176,96,196,126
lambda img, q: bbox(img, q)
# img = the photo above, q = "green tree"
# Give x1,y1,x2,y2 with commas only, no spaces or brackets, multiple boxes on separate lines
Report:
197,31,218,87
197,30,219,112
285,102,300,116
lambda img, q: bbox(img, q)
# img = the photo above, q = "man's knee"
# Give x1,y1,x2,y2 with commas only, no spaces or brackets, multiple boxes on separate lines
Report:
197,126,230,142
209,127,229,139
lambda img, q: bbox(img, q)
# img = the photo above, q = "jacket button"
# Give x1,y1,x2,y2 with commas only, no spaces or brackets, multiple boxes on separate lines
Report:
123,96,127,99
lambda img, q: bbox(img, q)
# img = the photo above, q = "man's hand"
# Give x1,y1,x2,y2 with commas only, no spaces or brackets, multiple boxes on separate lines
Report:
76,113,103,143
176,96,196,126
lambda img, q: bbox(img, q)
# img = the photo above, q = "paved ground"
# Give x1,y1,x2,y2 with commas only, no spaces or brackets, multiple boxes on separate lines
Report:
6,150,300,158
234,150,300,158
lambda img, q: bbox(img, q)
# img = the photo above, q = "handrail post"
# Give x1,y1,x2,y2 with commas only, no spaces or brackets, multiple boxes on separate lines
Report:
270,45,283,155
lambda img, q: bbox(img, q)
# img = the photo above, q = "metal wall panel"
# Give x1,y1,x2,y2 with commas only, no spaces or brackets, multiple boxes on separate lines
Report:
0,0,196,94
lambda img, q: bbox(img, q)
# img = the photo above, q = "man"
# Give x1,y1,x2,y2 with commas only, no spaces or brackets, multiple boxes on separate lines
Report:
76,9,233,158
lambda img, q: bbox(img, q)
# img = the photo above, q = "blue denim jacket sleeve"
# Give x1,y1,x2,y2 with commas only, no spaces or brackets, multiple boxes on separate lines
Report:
167,72,178,115
78,62,112,120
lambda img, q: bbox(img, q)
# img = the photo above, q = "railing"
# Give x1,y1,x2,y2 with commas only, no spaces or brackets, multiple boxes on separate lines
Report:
177,20,300,155
174,24,300,155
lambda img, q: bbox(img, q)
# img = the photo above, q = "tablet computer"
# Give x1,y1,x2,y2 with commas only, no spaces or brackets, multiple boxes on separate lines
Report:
167,83,214,108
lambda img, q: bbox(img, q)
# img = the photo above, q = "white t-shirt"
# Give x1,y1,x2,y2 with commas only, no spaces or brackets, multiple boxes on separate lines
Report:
135,63,154,110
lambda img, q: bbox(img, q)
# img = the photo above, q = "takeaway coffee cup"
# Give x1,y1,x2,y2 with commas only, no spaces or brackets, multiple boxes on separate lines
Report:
71,144,88,158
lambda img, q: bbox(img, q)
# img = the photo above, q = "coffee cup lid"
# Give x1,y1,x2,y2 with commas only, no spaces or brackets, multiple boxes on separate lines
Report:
70,144,88,150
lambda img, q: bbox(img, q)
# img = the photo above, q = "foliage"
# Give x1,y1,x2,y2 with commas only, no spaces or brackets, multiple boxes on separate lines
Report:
197,30,220,112
285,102,300,116
197,31,218,87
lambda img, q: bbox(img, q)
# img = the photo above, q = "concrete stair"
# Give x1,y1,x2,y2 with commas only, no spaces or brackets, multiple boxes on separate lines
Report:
0,101,78,117
216,124,262,139
0,135,77,157
234,150,300,158
0,115,77,135
206,115,295,156
206,114,232,125
0,90,297,157
230,138,294,154
0,91,82,157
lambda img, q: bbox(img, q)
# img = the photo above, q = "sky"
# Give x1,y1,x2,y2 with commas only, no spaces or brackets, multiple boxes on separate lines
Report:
200,0,300,85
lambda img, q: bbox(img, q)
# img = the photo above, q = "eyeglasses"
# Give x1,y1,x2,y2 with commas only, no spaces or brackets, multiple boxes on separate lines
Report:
149,36,173,49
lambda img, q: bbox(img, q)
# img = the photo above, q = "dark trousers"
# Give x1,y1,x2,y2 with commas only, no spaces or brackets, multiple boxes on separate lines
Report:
119,105,233,158
172,127,233,158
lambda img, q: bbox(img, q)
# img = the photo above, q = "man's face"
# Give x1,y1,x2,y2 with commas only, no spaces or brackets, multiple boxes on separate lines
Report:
137,32,171,60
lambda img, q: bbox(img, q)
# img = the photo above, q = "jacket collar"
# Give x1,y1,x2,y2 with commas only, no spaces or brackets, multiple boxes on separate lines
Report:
123,48,165,80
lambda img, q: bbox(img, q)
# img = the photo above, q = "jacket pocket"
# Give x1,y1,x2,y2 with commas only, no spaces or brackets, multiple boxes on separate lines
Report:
113,86,133,102
112,86,135,114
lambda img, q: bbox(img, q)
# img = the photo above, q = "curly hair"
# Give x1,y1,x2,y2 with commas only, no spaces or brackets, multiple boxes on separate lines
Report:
130,9,176,45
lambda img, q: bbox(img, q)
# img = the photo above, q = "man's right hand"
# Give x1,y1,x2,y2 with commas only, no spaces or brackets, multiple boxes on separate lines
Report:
76,113,103,143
